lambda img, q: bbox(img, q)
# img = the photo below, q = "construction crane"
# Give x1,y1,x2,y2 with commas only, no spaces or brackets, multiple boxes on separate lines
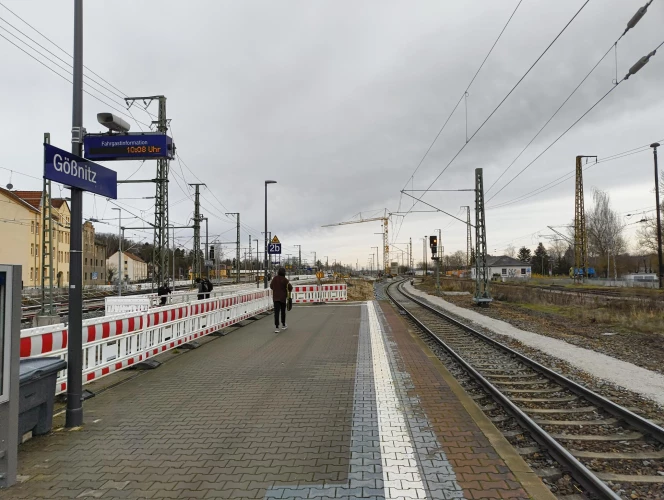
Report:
322,209,391,276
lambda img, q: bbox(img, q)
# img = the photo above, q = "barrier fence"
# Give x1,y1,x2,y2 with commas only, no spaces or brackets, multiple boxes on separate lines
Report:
20,288,273,394
105,276,318,313
291,284,347,303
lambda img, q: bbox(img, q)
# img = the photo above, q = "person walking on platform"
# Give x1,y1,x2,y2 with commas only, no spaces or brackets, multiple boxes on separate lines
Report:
157,281,172,306
195,277,207,300
270,267,293,333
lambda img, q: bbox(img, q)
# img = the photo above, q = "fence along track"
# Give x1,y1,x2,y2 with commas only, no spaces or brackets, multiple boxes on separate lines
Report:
386,280,664,500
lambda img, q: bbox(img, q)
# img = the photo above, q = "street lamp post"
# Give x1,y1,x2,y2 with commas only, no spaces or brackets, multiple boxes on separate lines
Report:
651,143,663,289
294,244,301,276
371,247,379,277
254,238,259,287
264,180,277,288
112,208,122,296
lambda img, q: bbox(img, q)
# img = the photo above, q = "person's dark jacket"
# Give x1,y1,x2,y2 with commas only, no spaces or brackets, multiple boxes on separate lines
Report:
270,275,292,303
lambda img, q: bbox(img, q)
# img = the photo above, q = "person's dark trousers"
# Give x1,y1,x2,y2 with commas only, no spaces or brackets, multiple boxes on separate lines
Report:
274,301,286,327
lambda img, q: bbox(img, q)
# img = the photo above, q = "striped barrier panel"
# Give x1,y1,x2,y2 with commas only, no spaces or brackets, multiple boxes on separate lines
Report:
291,284,347,303
20,288,272,395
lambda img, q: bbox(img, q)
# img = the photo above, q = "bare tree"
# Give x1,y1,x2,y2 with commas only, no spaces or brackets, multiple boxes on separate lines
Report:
547,239,567,262
504,244,516,258
636,202,663,255
586,188,626,278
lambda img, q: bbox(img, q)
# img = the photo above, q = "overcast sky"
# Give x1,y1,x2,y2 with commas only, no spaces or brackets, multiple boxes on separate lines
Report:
1,0,663,269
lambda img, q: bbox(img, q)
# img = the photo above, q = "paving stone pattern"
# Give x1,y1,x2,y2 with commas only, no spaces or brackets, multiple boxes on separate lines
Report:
378,302,530,500
2,306,361,499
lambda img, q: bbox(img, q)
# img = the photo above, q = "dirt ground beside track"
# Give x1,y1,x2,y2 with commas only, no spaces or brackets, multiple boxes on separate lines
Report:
345,278,376,301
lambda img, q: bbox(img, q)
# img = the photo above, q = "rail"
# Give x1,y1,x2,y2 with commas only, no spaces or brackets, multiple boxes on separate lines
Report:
385,279,663,500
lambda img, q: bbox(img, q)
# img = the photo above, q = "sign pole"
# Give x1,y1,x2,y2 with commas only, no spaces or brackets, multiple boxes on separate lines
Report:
66,0,84,428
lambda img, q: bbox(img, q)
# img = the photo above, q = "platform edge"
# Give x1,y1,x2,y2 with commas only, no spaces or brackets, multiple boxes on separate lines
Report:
389,302,557,500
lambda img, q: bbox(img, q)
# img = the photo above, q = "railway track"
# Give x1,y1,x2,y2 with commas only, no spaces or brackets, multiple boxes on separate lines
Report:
386,280,664,500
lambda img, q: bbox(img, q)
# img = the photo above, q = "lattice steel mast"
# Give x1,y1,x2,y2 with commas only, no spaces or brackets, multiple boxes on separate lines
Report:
473,168,491,305
574,155,596,282
125,95,169,288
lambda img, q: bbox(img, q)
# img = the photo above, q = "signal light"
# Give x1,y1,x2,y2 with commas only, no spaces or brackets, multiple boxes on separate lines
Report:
429,235,438,255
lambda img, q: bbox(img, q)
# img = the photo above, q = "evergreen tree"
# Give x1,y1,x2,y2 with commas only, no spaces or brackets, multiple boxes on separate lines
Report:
517,246,531,262
530,242,549,274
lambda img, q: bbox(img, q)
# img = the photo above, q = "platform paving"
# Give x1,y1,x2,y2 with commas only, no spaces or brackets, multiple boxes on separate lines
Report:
0,300,545,499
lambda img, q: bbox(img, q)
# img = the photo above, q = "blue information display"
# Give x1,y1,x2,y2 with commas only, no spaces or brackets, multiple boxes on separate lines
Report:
83,133,173,161
44,144,117,199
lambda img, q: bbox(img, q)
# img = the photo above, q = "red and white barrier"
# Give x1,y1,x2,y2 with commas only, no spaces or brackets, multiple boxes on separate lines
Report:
291,284,347,303
20,288,273,395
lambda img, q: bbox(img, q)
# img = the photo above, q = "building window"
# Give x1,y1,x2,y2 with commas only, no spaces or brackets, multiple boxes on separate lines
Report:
36,268,39,281
31,221,34,233
521,268,526,275
501,268,507,276
101,273,104,280
30,268,33,280
67,271,69,281
85,258,88,265
36,222,40,233
31,244,34,256
85,273,87,280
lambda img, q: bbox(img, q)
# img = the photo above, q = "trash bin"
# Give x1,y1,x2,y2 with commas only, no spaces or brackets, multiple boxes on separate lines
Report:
18,357,67,438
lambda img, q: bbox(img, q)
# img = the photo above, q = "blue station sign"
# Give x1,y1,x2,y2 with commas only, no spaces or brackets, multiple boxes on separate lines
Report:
44,144,117,199
83,133,174,161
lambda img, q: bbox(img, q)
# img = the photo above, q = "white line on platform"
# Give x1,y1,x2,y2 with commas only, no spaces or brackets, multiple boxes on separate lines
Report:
367,301,427,499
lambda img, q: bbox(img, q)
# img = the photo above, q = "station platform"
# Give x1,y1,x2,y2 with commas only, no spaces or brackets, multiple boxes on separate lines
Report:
1,301,552,500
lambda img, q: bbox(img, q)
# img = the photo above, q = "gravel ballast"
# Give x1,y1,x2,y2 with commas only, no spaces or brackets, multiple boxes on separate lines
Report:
404,281,664,407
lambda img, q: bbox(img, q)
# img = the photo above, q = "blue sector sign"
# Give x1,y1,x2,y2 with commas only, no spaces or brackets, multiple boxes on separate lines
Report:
267,243,281,255
83,133,173,161
44,144,117,199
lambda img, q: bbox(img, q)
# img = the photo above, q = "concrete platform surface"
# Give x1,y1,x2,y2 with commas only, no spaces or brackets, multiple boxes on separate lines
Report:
0,302,549,499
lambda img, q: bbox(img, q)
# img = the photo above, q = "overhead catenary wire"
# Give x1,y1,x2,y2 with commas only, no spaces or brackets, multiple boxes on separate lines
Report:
0,31,151,128
394,0,591,242
487,141,661,210
487,38,664,205
0,1,155,121
400,0,524,192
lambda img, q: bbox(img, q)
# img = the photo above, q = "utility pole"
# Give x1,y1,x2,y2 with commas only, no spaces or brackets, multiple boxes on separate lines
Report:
574,156,595,283
461,205,471,269
294,244,301,276
66,0,84,428
409,238,413,274
203,217,209,278
473,168,491,305
651,143,663,289
112,208,122,296
125,95,170,290
190,183,205,281
423,237,427,275
248,235,252,280
224,213,240,283
39,132,56,322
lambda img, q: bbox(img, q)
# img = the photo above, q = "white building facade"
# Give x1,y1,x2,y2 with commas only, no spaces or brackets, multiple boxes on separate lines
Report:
471,256,531,280
106,251,148,282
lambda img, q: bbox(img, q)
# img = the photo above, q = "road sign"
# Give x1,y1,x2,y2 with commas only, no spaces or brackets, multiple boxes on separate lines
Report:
44,144,117,199
271,235,280,244
316,271,324,280
204,260,213,267
83,133,174,161
91,272,98,280
268,242,281,255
